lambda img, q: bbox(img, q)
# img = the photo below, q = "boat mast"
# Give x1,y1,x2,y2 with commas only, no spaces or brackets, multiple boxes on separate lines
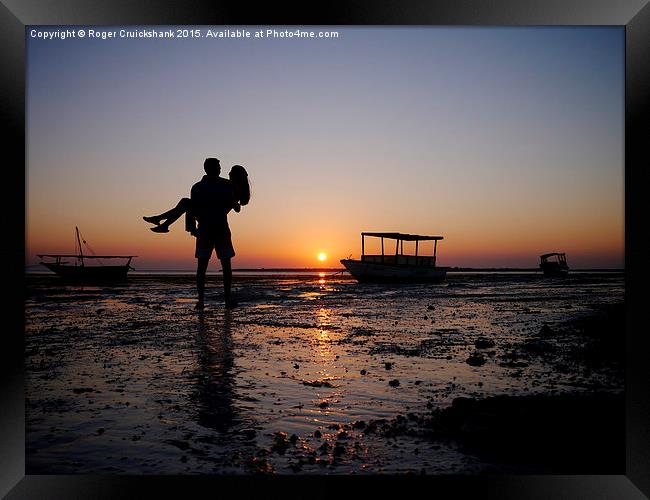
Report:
433,239,438,267
75,226,84,266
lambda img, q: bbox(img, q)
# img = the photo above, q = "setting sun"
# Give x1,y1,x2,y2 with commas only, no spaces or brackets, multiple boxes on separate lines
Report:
317,252,327,262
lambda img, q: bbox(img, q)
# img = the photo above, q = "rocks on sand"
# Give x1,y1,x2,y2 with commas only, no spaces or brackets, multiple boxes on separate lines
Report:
466,352,487,366
474,337,496,349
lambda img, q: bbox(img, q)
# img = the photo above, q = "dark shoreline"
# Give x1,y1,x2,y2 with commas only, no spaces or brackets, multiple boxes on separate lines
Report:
364,390,625,474
25,270,625,279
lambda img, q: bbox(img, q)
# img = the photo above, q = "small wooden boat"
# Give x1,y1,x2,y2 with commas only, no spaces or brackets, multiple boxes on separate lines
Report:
539,252,569,277
38,227,137,282
341,232,448,283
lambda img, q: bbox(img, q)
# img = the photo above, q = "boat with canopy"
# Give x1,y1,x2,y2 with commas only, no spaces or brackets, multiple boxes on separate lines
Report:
340,232,448,283
539,252,569,277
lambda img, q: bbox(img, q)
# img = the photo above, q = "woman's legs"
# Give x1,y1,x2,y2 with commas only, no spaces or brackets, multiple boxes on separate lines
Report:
144,198,193,231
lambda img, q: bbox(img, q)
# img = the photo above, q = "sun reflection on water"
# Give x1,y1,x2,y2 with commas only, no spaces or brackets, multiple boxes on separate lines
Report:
313,307,336,364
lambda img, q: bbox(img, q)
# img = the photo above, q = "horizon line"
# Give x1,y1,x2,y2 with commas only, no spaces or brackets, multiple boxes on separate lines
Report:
25,265,625,272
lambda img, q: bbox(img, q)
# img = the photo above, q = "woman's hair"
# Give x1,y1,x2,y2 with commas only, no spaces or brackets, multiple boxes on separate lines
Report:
229,165,251,206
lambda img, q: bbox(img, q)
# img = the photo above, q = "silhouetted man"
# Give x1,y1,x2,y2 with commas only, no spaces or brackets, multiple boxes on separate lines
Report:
190,157,237,310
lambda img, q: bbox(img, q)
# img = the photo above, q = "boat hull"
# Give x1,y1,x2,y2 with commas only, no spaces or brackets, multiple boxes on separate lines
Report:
340,259,447,283
41,263,130,282
540,263,569,277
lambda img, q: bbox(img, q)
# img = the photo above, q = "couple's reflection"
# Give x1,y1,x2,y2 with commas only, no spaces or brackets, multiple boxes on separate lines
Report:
194,312,237,433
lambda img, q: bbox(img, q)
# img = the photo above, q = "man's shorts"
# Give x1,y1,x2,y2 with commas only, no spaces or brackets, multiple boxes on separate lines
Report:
195,231,235,260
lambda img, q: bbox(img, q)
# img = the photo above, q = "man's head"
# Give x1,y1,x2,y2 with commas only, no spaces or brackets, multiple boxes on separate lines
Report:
204,157,221,177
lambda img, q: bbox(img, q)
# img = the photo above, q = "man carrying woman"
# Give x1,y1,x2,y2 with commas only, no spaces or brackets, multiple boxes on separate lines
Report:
144,157,250,310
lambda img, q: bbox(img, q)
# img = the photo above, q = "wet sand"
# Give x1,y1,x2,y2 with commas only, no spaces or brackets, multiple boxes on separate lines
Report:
25,272,624,474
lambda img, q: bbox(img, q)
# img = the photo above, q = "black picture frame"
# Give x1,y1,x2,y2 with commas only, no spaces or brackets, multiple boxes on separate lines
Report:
3,1,649,498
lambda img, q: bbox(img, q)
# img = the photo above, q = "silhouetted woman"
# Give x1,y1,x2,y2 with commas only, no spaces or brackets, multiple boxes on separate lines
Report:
143,165,250,233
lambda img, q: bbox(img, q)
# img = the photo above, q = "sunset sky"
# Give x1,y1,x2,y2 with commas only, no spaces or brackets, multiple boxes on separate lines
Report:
27,26,624,270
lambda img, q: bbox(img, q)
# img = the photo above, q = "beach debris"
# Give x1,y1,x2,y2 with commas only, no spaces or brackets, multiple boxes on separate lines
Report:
318,442,331,454
388,379,400,387
302,379,335,388
337,430,350,440
246,456,274,474
360,369,367,375
475,337,496,349
466,352,486,366
349,327,376,337
318,401,329,409
384,362,393,370
363,421,380,434
499,360,529,368
333,444,346,457
370,343,421,357
72,387,95,394
271,432,290,454
293,363,300,369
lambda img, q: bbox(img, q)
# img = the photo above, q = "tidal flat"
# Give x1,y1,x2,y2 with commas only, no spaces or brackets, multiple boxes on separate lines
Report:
25,272,624,474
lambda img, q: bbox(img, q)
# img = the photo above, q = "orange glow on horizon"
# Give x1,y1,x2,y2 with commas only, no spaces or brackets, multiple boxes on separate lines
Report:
26,219,624,270
26,189,624,270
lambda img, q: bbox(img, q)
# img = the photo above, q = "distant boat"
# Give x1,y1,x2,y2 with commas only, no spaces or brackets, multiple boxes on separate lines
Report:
38,227,137,282
539,252,569,277
341,232,448,283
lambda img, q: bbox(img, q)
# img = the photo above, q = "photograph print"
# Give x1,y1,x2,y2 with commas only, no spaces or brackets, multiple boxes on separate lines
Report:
25,25,624,475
